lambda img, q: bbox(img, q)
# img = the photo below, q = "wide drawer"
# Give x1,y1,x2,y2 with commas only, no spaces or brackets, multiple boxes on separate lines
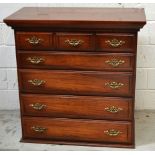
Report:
96,33,135,52
22,117,132,144
16,32,52,50
17,52,134,71
55,33,95,51
19,70,133,96
21,94,132,120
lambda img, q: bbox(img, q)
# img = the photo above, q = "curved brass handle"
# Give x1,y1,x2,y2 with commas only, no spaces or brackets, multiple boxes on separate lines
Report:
105,59,125,67
105,106,123,113
27,57,45,64
65,39,84,47
26,36,43,45
104,129,122,136
105,39,125,47
105,82,124,89
31,126,47,133
28,79,45,86
29,103,46,110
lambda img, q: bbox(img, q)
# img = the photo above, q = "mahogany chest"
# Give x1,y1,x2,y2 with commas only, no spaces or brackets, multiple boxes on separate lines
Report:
4,7,146,148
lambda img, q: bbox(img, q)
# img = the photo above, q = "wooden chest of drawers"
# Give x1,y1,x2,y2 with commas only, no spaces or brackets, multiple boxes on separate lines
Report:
4,7,146,148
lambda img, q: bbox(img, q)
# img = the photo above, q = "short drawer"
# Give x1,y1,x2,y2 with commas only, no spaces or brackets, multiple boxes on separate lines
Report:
21,94,132,120
22,117,132,144
17,52,134,71
55,33,95,51
96,34,135,51
16,32,52,50
19,70,133,96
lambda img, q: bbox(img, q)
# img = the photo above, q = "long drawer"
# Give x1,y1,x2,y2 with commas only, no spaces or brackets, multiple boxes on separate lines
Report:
22,117,132,144
20,94,132,120
19,70,133,96
17,52,134,71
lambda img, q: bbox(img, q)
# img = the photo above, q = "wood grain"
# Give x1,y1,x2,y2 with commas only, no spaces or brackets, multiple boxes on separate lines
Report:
17,51,134,71
21,93,132,120
22,117,132,144
96,33,135,51
55,33,95,51
16,32,53,50
4,7,146,29
19,69,133,96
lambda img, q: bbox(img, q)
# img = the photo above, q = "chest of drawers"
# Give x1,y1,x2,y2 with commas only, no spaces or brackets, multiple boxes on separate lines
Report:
4,7,146,148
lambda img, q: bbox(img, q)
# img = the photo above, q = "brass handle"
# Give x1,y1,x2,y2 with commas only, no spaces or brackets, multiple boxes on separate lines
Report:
105,59,125,67
105,82,124,89
29,103,46,110
28,79,45,86
104,129,122,136
27,57,45,64
31,126,47,133
105,38,125,47
65,39,84,47
26,36,43,45
105,106,123,113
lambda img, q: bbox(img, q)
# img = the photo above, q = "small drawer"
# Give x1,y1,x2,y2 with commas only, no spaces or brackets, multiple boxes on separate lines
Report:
22,117,132,144
19,70,133,96
55,33,95,51
96,33,135,51
16,32,52,50
17,52,134,71
21,94,132,120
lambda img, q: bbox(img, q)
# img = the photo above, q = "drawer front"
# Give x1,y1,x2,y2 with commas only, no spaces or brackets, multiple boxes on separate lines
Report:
19,70,133,96
16,32,52,50
96,34,135,51
18,52,134,71
22,117,132,144
21,94,132,120
56,33,95,51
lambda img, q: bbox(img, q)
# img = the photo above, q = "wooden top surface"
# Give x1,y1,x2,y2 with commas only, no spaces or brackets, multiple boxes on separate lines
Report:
4,7,146,29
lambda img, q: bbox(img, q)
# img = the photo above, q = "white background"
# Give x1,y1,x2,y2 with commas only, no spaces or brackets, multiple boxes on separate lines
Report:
0,3,155,110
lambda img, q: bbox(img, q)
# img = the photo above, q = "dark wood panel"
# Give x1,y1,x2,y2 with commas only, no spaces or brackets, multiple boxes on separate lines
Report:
17,51,134,71
22,117,132,144
96,33,135,51
4,7,146,29
19,70,133,96
21,94,133,120
16,32,53,50
55,33,95,51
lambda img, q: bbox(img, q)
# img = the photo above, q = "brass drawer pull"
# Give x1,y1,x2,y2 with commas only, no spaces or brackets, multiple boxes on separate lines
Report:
65,39,84,47
31,126,47,133
105,38,125,47
105,82,124,89
28,79,45,86
29,103,46,110
104,129,122,136
105,59,125,67
27,57,45,64
105,106,123,113
26,36,43,45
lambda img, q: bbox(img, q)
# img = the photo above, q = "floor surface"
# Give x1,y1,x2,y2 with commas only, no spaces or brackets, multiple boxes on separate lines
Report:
0,110,155,151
